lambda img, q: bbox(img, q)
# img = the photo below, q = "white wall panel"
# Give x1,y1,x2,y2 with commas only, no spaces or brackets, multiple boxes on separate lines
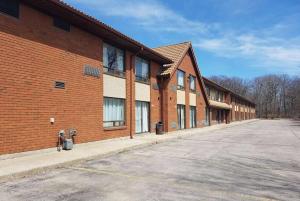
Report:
103,74,126,99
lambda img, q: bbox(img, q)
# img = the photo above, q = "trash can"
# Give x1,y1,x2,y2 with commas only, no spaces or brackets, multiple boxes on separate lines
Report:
63,139,73,150
156,122,164,135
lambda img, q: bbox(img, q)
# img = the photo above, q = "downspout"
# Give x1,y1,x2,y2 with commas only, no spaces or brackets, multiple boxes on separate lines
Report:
129,46,143,139
159,76,164,129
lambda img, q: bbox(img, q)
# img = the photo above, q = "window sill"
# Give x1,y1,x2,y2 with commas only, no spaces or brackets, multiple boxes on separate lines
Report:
104,126,127,131
103,71,126,79
135,79,150,85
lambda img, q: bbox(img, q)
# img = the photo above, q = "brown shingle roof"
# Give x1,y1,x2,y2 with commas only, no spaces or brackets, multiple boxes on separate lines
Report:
152,42,210,106
152,42,191,75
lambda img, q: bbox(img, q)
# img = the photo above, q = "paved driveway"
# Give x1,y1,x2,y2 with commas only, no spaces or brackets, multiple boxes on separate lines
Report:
1,120,300,201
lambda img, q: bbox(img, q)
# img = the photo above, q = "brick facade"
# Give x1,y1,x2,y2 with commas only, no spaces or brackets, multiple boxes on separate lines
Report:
0,1,255,155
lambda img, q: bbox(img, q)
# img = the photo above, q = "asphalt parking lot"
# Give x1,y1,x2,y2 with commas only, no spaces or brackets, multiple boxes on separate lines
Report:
0,119,300,201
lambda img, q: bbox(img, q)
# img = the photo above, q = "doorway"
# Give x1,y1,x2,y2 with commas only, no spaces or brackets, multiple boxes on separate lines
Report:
177,105,185,129
135,101,150,133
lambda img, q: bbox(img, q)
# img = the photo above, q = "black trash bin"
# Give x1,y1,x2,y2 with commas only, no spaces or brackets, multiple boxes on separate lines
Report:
156,122,164,135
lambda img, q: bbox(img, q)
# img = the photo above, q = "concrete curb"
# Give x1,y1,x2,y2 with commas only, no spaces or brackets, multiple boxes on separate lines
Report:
0,119,258,180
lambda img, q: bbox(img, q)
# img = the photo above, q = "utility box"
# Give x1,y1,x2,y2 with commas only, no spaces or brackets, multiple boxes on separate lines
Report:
63,139,73,150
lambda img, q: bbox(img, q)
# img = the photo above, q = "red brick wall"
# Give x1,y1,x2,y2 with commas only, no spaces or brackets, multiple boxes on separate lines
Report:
0,4,104,154
0,3,164,154
163,50,208,132
150,61,162,133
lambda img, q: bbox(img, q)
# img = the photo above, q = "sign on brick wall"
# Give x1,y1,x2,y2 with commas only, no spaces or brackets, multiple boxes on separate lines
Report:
84,65,100,78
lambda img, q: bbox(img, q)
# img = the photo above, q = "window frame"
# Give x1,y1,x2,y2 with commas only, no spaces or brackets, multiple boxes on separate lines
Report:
190,106,197,128
177,104,186,129
103,43,125,77
135,56,150,83
189,75,196,92
177,70,185,90
0,0,19,18
103,97,126,128
53,16,71,32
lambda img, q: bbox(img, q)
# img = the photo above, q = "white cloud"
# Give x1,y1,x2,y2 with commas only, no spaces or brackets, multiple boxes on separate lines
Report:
195,34,300,74
67,0,214,34
65,0,300,75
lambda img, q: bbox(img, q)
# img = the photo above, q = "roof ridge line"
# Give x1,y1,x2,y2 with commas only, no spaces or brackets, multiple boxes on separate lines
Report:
152,41,191,49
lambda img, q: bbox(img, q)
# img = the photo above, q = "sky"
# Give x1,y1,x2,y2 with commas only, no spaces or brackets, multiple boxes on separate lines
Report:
64,0,300,78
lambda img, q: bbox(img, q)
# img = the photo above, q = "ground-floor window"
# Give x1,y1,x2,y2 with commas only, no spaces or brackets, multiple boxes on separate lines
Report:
135,101,149,133
190,106,196,128
103,97,125,128
217,110,223,124
205,107,210,125
177,105,185,129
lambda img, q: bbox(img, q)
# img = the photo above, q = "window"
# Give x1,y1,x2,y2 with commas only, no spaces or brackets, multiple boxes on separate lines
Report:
103,97,125,128
103,43,125,76
135,101,149,133
0,0,19,18
205,107,210,126
135,57,149,83
189,75,196,92
190,106,196,128
53,16,70,32
177,70,185,90
206,86,210,96
220,92,224,102
177,105,185,129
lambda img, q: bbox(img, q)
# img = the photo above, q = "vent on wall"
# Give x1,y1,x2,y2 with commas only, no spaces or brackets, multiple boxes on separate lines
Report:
55,81,65,89
84,65,100,78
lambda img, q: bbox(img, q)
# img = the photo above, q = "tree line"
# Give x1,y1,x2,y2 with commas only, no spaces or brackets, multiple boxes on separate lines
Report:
209,74,300,119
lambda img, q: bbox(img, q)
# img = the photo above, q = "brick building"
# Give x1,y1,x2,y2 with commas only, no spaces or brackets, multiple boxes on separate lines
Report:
203,77,256,125
0,0,255,155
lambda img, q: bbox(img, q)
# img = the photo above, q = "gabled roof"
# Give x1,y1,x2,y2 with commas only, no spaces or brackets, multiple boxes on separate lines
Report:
152,42,191,76
152,42,210,106
21,0,172,64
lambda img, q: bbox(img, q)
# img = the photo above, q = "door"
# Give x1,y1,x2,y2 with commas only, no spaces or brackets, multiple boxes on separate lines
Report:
217,110,222,124
135,101,149,133
190,106,196,128
177,105,185,129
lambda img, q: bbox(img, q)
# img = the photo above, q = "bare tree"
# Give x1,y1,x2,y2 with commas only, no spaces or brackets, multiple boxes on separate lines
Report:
209,74,300,119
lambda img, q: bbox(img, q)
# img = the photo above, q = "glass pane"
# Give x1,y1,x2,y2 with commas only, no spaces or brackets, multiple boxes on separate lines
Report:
103,43,124,72
177,71,184,87
104,97,125,123
135,57,149,81
190,76,195,90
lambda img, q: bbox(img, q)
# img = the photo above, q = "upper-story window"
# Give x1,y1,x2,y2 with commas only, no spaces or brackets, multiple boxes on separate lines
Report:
189,75,196,92
135,57,149,83
103,43,125,77
53,16,70,32
177,70,185,90
206,86,210,96
0,0,19,18
216,91,224,102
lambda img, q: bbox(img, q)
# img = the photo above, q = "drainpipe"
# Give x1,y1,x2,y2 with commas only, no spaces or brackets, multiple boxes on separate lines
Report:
159,76,164,129
129,47,143,139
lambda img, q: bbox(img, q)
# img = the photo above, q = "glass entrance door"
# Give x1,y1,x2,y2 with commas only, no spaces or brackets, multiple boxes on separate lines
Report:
177,105,185,129
135,101,149,133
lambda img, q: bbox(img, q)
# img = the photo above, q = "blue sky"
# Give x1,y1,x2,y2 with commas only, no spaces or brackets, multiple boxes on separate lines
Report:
64,0,300,78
